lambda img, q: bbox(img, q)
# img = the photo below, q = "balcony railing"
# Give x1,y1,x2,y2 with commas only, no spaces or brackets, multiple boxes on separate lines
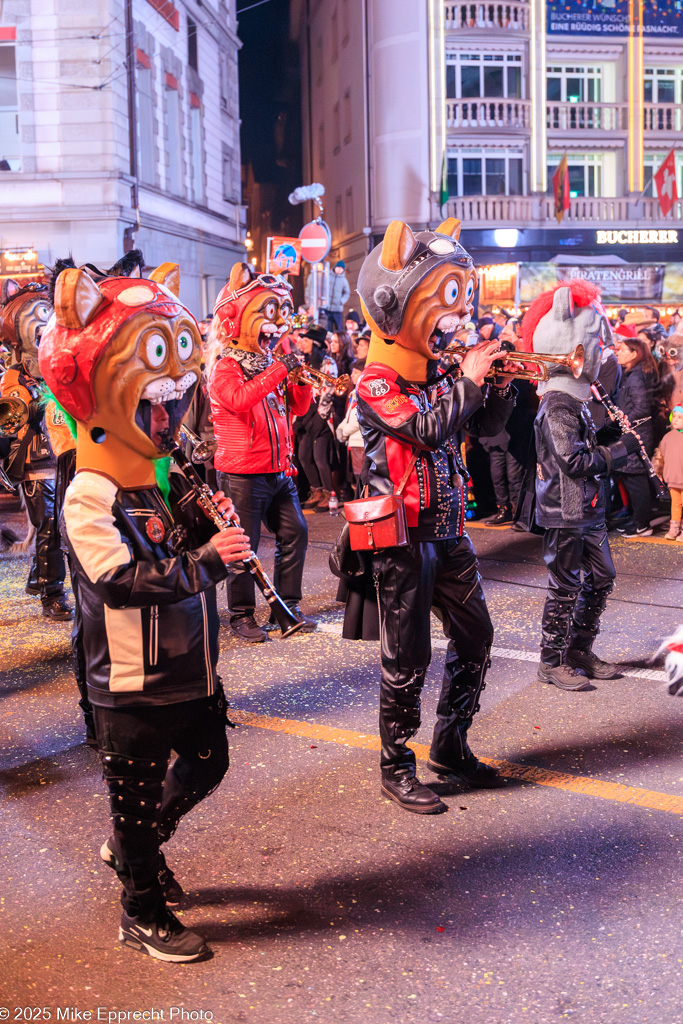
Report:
546,102,628,132
446,99,531,130
444,194,683,227
643,102,682,133
444,0,529,31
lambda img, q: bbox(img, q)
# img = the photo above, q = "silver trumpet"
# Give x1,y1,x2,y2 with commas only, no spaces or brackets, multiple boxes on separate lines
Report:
179,424,218,464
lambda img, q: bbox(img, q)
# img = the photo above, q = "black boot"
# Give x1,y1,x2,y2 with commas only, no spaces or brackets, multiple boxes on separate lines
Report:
566,648,621,679
380,770,446,814
427,750,505,788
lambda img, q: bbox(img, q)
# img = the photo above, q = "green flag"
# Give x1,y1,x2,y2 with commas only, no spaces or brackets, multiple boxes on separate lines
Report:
439,151,449,214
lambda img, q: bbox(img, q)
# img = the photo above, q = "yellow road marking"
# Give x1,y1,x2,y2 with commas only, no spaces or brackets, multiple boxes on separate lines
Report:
230,709,683,816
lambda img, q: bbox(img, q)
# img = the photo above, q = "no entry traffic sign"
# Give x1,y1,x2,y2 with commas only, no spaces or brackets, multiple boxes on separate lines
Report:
299,219,331,264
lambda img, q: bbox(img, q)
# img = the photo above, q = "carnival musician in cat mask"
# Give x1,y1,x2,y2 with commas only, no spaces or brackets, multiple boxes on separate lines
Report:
207,262,314,643
39,260,251,964
354,218,515,815
0,278,72,619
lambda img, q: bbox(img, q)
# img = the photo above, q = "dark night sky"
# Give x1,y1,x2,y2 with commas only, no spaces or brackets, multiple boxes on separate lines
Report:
237,0,299,186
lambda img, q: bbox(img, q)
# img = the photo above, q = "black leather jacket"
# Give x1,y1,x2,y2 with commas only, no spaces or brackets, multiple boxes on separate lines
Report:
534,391,631,529
356,362,515,540
63,469,228,707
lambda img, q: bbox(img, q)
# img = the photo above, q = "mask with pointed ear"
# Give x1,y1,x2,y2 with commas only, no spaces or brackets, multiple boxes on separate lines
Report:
380,220,418,272
435,217,462,241
0,279,20,304
148,262,180,296
227,261,254,293
552,286,575,322
358,219,475,341
54,269,104,329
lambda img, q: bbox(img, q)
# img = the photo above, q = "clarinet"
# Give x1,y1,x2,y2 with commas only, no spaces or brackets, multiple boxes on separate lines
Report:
162,437,305,638
589,379,668,501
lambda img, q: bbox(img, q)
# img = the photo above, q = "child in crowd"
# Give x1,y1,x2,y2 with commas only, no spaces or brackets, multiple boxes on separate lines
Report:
654,405,683,540
335,359,366,491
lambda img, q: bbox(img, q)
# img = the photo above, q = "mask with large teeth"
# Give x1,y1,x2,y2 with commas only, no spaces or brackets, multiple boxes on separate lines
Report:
38,262,203,460
0,282,52,379
357,218,477,382
213,262,293,355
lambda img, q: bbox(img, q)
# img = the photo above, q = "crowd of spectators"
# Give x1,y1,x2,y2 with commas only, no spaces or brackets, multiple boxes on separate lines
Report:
182,298,683,539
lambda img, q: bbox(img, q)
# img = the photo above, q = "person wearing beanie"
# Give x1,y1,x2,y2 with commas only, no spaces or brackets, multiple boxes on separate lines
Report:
653,406,683,540
326,259,350,332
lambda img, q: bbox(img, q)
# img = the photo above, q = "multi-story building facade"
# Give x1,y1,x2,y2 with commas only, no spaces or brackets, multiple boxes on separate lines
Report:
293,0,683,313
0,0,244,316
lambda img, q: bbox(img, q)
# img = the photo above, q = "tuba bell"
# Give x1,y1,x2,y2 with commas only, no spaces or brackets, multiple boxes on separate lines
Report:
0,396,30,437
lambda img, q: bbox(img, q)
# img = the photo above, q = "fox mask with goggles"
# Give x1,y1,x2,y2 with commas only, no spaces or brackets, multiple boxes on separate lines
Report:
213,263,293,355
357,218,477,382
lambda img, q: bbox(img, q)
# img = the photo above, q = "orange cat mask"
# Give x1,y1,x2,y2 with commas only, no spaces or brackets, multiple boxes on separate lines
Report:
39,263,202,460
357,218,477,366
213,262,293,355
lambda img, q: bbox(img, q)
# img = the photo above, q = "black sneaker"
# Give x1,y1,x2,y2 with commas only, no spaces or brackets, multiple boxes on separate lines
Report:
566,649,621,680
427,754,506,788
100,839,184,906
230,615,267,643
537,663,592,691
41,593,73,621
623,526,653,538
119,908,210,963
484,507,513,526
380,772,447,814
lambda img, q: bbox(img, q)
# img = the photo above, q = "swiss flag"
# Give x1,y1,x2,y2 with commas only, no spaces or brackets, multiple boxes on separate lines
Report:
552,155,571,224
654,149,678,217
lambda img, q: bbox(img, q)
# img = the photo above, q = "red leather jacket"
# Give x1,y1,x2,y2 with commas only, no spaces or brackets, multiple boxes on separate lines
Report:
209,356,312,474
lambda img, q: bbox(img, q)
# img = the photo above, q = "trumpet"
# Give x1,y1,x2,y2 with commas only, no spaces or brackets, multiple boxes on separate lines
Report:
286,361,351,396
0,396,30,437
179,424,218,464
444,343,585,383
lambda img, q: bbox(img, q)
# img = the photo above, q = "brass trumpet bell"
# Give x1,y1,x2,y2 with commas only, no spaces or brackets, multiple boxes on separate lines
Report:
444,343,584,383
497,344,585,382
179,424,218,464
0,396,29,437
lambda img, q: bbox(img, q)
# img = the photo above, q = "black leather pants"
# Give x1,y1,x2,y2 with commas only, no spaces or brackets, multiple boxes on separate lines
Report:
373,535,494,776
218,472,308,621
94,689,230,920
541,526,615,667
21,478,66,600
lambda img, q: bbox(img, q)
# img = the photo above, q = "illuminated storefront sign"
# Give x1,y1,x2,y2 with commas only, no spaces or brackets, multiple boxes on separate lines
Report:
520,261,683,303
0,247,41,275
478,263,518,304
547,0,683,38
596,229,679,245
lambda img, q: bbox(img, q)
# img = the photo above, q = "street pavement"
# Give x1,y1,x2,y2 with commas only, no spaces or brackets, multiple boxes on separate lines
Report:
1,497,681,1024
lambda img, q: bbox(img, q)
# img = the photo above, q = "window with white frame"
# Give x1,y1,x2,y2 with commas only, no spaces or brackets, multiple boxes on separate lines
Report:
644,67,682,104
546,66,602,103
136,63,157,185
189,105,204,204
0,44,20,169
165,85,182,196
447,149,524,197
547,153,602,197
446,53,523,100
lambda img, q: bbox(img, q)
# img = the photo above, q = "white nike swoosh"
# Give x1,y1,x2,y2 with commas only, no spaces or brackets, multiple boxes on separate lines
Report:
136,925,154,937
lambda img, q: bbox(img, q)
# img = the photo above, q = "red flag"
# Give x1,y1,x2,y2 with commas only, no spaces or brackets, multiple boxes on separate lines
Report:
654,149,678,217
552,155,570,224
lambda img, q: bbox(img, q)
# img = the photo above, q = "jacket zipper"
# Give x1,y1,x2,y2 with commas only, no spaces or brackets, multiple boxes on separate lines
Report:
149,605,159,667
199,591,214,694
